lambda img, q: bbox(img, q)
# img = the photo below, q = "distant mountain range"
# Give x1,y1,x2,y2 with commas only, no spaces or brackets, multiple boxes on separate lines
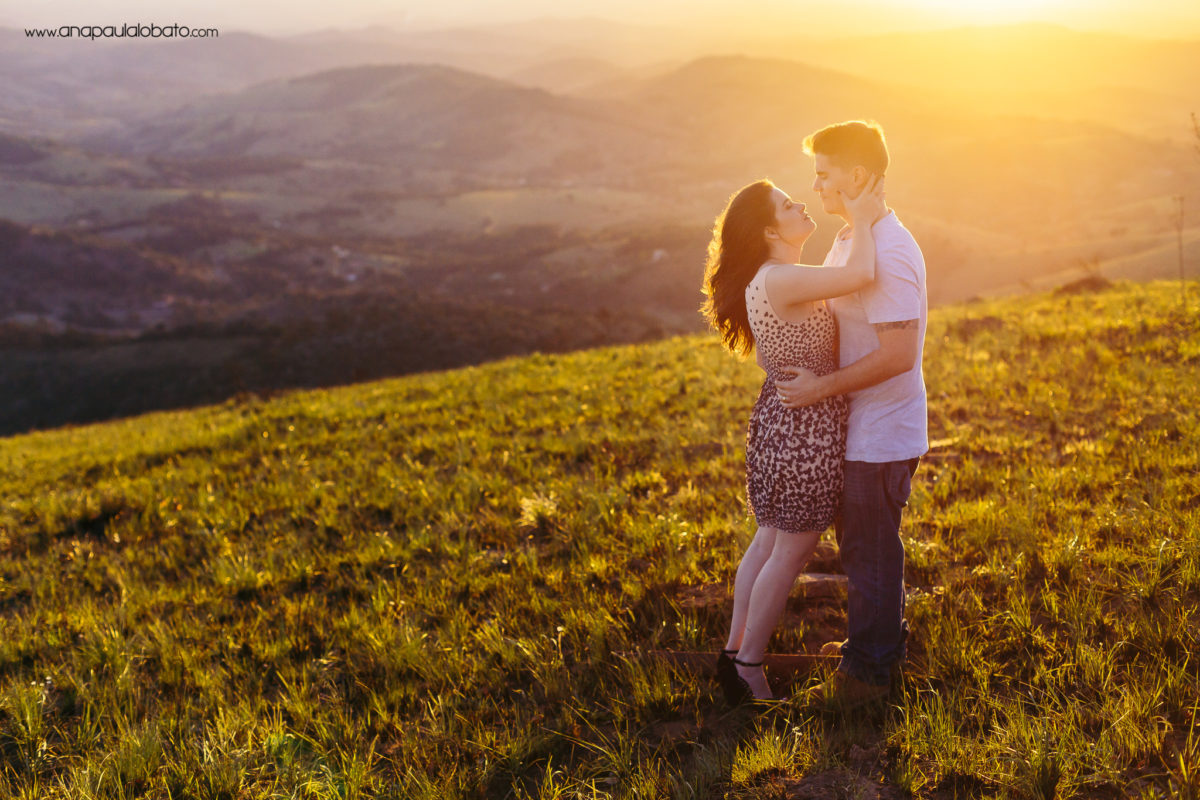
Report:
1,19,1198,433
4,20,1197,140
79,63,674,185
2,29,1196,267
0,19,690,141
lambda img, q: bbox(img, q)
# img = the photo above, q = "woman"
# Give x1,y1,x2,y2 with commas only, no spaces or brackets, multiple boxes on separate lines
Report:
700,175,885,703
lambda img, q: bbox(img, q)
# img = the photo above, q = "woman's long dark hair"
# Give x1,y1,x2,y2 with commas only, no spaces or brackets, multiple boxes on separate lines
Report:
700,179,777,356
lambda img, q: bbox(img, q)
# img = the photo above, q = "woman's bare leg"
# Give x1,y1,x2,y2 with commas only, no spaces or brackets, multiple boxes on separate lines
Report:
724,526,778,652
735,530,821,698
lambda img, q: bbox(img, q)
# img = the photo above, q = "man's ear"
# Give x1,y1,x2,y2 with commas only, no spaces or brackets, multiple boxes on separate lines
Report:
851,165,869,188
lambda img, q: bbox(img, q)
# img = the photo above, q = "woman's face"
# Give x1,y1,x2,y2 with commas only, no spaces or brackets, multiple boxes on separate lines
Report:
767,186,816,247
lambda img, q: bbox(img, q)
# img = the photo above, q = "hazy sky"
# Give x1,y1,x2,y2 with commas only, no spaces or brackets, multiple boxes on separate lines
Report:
6,0,1200,38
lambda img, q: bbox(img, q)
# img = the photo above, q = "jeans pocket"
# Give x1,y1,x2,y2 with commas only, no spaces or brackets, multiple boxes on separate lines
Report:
843,461,880,507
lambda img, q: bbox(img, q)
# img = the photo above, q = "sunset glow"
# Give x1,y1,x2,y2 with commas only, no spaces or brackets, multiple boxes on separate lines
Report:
837,0,1103,30
5,0,1200,38
886,0,1066,15
806,0,1200,36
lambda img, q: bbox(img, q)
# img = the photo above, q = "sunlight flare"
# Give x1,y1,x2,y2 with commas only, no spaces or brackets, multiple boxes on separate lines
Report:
881,0,1077,25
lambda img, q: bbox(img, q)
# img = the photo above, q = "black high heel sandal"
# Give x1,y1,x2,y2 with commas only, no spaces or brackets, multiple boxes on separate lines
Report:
716,649,739,703
729,657,778,705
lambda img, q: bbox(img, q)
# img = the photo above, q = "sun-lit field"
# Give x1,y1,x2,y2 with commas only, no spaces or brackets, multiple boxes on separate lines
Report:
3,1,1200,794
0,279,1197,797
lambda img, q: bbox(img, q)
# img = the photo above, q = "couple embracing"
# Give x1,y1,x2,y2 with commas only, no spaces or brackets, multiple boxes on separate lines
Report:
701,120,928,708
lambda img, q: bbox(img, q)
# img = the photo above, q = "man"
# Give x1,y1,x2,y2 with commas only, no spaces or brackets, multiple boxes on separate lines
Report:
775,120,928,707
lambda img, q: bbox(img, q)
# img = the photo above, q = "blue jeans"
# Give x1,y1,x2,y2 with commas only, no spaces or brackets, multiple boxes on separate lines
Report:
836,457,920,686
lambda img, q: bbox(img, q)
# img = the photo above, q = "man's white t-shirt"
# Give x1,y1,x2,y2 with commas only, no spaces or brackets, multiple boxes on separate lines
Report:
825,210,929,463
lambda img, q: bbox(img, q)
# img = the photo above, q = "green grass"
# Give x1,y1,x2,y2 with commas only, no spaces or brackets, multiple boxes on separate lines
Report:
0,279,1197,798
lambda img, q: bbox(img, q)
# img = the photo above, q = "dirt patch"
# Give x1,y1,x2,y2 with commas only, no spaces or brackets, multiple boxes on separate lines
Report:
808,540,842,573
678,582,728,610
740,767,910,800
647,718,702,745
947,315,1004,340
795,574,848,600
1055,274,1113,295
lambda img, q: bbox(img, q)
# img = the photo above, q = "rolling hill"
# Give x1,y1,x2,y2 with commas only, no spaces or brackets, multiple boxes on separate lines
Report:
0,19,686,142
80,62,674,185
0,279,1196,796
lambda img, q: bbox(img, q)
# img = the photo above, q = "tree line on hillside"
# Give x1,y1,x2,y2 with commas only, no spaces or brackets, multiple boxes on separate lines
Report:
0,293,679,436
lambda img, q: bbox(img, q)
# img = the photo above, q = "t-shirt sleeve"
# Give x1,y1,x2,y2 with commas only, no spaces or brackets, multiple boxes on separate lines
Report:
860,241,922,325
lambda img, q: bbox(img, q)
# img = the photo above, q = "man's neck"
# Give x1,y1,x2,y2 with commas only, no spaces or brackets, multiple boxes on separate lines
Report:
838,207,894,241
836,214,854,240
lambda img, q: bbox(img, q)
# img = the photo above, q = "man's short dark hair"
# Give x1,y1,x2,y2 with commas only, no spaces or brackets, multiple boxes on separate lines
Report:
803,120,889,175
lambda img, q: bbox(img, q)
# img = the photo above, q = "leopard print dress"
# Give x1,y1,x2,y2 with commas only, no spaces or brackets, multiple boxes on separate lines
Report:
744,262,848,534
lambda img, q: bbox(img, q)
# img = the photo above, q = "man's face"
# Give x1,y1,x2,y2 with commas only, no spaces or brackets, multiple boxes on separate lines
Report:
811,153,858,217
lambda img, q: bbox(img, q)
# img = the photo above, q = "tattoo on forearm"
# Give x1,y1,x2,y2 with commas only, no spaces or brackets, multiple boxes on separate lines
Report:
874,319,918,332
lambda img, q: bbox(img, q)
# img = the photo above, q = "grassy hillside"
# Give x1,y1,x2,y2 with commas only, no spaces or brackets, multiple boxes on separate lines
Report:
0,280,1198,798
